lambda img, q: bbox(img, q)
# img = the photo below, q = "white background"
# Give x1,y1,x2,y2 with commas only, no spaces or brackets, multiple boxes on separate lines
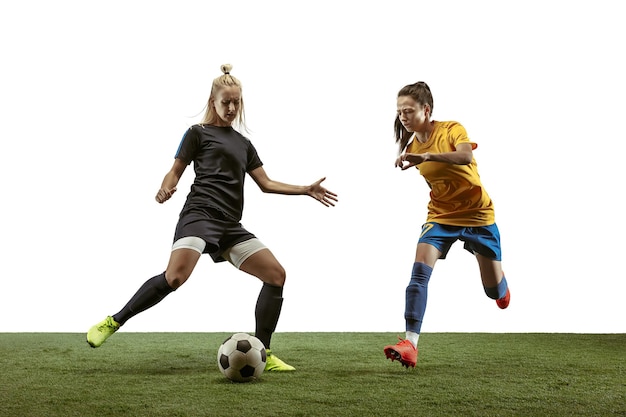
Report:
1,1,624,334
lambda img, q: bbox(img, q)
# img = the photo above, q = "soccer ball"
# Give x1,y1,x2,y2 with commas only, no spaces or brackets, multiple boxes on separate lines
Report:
217,333,266,382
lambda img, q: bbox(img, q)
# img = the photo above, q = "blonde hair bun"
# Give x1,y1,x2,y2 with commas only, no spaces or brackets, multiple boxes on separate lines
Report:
220,64,233,75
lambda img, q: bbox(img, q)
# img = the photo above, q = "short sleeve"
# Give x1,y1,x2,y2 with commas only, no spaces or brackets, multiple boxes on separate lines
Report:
449,122,477,150
174,125,201,165
246,141,263,172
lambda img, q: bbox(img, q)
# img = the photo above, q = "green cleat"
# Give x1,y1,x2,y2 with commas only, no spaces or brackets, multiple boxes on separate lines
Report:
264,349,296,371
87,316,120,348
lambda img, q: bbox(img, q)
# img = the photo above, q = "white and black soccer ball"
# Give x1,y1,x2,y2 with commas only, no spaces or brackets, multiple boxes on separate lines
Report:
217,333,266,382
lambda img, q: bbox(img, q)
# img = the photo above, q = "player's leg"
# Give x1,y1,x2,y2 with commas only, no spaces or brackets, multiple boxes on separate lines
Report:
476,254,510,309
240,248,286,349
87,237,204,348
113,246,202,322
406,243,441,342
384,242,441,367
225,239,295,371
463,224,510,309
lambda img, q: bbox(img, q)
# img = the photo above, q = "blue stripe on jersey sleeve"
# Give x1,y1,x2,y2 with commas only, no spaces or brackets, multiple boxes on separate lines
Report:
175,127,192,158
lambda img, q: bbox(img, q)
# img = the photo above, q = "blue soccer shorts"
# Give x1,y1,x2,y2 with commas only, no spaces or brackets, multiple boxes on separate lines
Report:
418,222,502,261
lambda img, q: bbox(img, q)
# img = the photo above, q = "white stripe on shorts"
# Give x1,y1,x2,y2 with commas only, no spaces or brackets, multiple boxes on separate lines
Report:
172,236,206,254
222,238,267,269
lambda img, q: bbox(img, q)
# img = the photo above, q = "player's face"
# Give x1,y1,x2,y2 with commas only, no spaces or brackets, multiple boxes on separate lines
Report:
212,86,242,126
397,95,429,132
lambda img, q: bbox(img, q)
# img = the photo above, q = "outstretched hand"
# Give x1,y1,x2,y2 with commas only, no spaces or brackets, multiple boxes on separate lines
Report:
155,187,177,204
307,177,338,207
395,153,428,170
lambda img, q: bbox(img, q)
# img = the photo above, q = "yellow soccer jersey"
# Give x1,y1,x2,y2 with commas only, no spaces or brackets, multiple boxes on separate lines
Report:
406,121,495,226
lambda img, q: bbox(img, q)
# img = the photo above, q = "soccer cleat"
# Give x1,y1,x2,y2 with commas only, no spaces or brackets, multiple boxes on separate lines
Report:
384,338,418,368
87,316,120,348
264,349,296,371
496,288,511,309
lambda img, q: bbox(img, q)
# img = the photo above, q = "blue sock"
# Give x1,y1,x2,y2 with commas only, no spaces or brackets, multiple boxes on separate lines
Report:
484,276,508,299
405,262,433,333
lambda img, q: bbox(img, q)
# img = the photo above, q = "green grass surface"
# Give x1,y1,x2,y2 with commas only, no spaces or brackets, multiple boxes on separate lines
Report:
1,333,624,417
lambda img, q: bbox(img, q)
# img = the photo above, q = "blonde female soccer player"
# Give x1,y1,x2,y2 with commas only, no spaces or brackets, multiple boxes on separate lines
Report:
383,81,510,368
87,64,338,372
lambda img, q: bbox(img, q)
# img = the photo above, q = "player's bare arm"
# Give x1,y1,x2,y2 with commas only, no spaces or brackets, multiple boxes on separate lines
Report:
155,158,187,203
396,143,474,170
249,166,338,207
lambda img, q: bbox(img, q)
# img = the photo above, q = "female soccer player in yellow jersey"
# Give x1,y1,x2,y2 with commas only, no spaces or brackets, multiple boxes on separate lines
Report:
384,81,510,368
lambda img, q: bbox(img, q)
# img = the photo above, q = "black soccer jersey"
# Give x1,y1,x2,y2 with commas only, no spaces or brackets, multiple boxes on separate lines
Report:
175,124,263,222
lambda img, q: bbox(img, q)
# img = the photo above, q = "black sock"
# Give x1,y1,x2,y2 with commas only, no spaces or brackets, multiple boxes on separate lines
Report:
112,272,174,325
254,283,284,349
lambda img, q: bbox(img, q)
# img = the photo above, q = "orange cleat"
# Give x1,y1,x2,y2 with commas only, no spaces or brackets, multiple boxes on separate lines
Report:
496,288,510,309
384,338,417,368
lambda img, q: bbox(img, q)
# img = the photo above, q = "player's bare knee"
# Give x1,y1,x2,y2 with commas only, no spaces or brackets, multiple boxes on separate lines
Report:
265,265,286,287
164,270,189,289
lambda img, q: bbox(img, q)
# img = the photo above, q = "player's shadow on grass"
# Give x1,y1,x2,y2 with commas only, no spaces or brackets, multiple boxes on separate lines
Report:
80,354,209,376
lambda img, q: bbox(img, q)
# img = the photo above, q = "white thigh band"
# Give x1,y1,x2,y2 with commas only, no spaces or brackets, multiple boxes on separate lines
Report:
172,236,206,254
222,238,267,269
